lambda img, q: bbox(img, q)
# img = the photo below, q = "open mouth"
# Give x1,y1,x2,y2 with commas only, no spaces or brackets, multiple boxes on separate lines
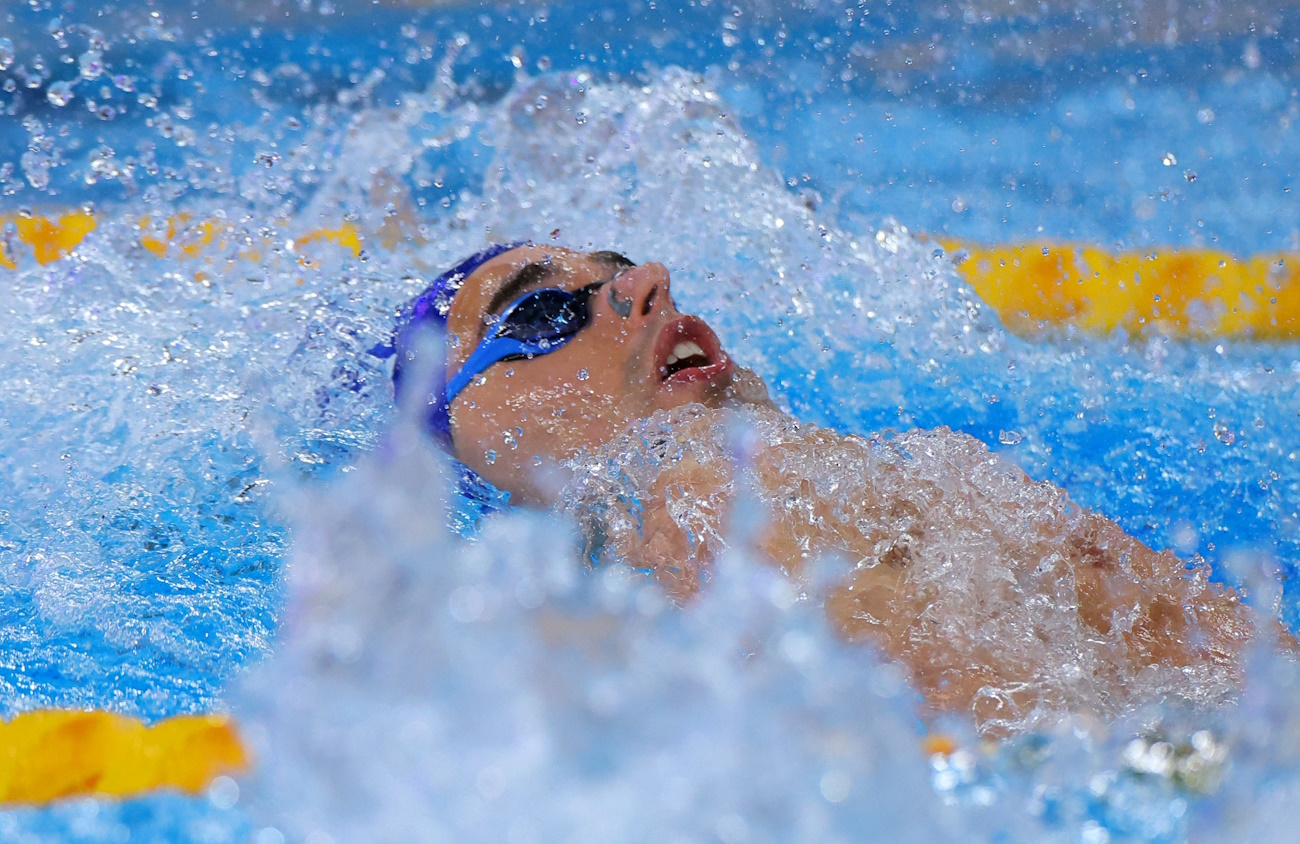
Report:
654,315,733,385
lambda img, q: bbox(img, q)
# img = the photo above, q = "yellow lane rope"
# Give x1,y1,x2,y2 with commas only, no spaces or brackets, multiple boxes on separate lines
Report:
0,210,362,271
944,239,1300,340
0,210,99,268
3,211,1298,339
0,710,247,805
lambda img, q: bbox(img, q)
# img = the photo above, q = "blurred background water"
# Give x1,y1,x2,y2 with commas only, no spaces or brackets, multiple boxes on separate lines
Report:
1,0,1298,841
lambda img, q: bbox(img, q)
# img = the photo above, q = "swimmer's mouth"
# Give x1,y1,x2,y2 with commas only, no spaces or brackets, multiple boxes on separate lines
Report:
654,315,733,385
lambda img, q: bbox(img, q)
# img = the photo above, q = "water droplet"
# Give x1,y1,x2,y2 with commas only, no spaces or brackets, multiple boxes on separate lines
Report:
78,50,103,80
819,770,851,803
1171,521,1198,553
576,368,589,381
20,149,52,189
1243,39,1262,69
998,430,1023,445
484,449,497,465
448,585,484,623
1213,422,1235,446
0,38,14,71
46,80,75,107
207,775,240,809
1161,152,1177,166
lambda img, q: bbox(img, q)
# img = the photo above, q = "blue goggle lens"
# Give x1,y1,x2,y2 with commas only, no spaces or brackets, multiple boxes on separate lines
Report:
496,287,591,343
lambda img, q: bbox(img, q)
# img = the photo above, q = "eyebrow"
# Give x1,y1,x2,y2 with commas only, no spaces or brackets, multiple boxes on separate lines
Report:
483,252,634,317
481,251,636,325
483,260,559,323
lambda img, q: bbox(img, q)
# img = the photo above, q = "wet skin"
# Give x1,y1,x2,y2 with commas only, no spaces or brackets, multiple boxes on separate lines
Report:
444,245,739,504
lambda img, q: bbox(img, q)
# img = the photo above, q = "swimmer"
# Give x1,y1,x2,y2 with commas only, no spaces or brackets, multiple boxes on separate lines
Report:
392,242,1266,734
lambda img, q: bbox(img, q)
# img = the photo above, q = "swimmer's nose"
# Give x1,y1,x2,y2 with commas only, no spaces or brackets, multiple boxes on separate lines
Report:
608,261,672,324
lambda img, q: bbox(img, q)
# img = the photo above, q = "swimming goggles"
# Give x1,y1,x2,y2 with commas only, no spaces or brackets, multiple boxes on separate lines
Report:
443,280,606,405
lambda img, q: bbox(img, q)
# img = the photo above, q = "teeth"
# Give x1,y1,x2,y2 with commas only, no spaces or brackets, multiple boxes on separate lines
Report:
666,341,706,366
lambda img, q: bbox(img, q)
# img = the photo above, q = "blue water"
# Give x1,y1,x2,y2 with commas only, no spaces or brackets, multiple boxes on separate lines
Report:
1,1,1299,841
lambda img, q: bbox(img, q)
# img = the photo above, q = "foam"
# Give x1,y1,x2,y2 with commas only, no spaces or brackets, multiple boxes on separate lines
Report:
235,421,954,842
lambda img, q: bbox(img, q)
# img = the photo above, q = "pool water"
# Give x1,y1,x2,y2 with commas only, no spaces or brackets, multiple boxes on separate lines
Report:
1,1,1299,841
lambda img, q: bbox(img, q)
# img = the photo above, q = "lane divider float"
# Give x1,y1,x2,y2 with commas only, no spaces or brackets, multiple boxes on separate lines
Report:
943,239,1300,340
0,710,247,805
0,210,363,270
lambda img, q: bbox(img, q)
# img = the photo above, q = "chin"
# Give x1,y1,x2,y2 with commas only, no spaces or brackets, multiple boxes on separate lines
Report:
719,365,777,411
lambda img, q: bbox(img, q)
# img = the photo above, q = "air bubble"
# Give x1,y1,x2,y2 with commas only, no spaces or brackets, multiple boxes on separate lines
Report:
0,38,14,71
1171,521,1198,553
820,770,852,803
208,775,241,809
46,80,75,106
20,149,52,189
1243,40,1262,69
78,50,103,80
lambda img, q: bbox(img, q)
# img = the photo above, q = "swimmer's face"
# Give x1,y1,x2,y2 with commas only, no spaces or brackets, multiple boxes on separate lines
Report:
445,245,759,504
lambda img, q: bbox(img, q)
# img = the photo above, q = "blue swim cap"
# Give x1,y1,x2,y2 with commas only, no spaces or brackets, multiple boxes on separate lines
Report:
390,241,529,445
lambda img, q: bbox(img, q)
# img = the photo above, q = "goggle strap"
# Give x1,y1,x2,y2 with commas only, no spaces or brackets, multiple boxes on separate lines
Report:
444,335,532,406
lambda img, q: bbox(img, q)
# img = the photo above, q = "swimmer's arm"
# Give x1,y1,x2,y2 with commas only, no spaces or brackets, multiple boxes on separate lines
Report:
1065,508,1256,668
767,425,1259,679
607,416,1267,670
